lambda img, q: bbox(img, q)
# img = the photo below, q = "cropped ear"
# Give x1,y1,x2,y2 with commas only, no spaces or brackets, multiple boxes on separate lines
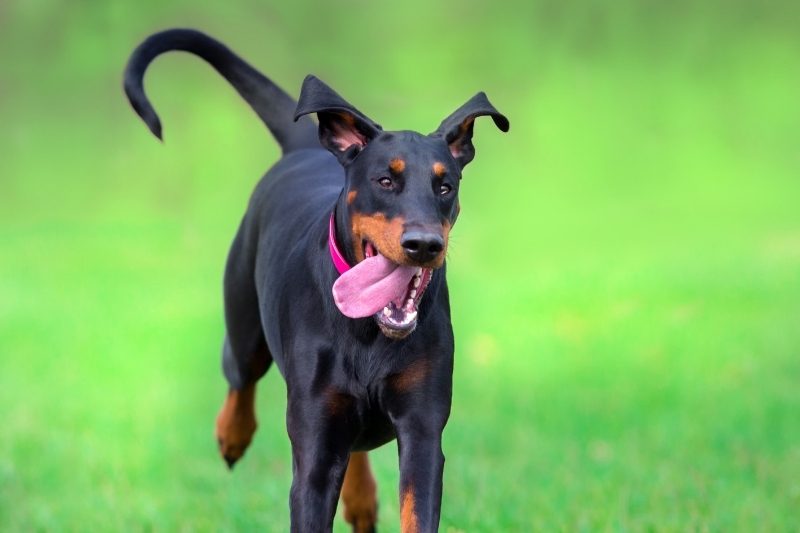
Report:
294,75,382,165
431,92,509,169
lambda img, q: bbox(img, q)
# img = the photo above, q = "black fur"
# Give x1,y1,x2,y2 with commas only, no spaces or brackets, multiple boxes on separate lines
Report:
124,29,508,532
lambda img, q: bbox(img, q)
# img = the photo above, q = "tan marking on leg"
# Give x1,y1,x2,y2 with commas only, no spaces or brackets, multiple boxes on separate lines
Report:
347,190,358,205
401,485,418,533
389,158,406,174
341,452,378,533
215,383,257,467
389,358,430,392
350,212,406,264
432,161,446,177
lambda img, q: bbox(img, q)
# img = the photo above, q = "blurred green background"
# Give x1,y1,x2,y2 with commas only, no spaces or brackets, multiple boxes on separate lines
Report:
2,0,799,530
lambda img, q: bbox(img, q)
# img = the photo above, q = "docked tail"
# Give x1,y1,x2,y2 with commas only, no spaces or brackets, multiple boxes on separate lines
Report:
123,28,318,153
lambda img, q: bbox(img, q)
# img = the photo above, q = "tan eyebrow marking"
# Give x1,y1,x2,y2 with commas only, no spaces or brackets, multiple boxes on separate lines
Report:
432,162,447,177
389,158,406,174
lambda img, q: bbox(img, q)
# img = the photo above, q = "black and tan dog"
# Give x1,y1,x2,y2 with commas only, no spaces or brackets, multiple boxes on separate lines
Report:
124,29,508,532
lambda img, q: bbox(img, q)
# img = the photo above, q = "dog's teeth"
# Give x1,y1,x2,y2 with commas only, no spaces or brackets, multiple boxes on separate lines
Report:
383,307,391,317
409,289,417,298
407,310,417,321
416,267,422,276
406,298,413,307
413,277,420,288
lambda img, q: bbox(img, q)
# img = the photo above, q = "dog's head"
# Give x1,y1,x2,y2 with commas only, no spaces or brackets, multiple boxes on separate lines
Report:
295,75,508,338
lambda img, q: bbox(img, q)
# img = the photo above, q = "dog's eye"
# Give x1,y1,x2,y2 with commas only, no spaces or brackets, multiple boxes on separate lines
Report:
378,177,393,189
439,183,453,195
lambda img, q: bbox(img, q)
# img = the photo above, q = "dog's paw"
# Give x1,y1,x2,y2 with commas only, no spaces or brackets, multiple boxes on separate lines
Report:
215,388,257,469
344,509,377,533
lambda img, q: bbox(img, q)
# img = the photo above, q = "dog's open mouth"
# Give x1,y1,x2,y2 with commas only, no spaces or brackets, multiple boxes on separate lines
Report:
363,242,433,339
331,241,433,339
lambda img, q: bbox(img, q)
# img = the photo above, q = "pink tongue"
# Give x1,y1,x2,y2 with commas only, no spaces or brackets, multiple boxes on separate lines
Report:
332,254,417,318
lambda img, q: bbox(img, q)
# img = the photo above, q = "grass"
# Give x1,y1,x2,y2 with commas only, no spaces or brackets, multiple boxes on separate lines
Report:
1,0,799,530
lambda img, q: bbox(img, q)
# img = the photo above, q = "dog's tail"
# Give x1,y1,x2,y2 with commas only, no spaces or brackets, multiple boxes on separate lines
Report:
123,28,319,153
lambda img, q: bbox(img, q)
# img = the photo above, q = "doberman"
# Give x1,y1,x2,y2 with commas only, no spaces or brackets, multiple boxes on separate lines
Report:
124,29,508,532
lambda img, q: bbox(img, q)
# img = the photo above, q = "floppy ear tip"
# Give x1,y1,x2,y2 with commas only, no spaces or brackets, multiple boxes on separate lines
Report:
475,91,510,132
494,113,510,132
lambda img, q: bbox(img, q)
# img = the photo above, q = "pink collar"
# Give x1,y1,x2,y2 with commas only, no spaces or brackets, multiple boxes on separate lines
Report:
329,213,351,275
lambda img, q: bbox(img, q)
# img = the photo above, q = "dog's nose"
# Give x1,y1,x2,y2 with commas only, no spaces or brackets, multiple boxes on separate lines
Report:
401,231,444,263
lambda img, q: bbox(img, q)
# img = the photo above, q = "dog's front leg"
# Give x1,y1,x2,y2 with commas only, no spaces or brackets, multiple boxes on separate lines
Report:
286,387,357,533
392,407,450,533
384,349,453,532
397,427,445,532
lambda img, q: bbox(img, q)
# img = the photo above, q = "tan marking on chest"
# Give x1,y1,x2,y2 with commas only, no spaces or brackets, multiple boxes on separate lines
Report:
389,359,431,392
326,386,355,416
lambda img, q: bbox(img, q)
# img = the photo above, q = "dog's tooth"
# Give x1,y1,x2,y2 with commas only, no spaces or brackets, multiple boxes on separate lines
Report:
383,307,391,317
413,277,420,288
409,289,417,298
416,267,422,276
407,310,417,321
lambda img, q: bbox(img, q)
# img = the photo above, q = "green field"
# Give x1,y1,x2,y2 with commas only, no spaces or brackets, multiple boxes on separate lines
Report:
2,1,799,530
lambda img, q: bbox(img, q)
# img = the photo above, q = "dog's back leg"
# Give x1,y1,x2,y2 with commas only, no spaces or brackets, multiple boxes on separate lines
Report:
216,220,272,468
340,452,378,533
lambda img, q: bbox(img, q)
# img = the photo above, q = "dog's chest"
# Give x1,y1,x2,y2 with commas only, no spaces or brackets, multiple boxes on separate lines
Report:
351,402,396,451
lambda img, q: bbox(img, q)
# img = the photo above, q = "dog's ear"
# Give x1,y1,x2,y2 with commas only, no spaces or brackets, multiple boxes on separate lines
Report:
294,75,382,165
431,92,509,169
